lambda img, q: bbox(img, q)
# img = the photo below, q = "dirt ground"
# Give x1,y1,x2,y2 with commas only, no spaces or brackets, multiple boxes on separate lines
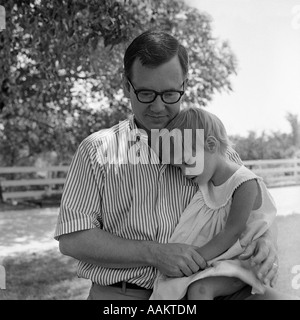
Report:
0,204,59,257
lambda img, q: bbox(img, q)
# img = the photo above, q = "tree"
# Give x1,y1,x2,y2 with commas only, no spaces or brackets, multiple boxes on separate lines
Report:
0,0,237,166
231,126,297,161
286,112,300,148
231,131,268,160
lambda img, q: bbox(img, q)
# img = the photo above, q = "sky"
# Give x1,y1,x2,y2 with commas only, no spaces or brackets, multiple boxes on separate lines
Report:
185,0,300,137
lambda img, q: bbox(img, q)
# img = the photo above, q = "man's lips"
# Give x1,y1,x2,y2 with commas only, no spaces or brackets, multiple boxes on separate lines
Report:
147,114,167,118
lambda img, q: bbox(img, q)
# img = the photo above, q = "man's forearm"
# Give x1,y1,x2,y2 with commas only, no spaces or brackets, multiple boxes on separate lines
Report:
59,228,155,269
262,220,278,250
58,228,207,278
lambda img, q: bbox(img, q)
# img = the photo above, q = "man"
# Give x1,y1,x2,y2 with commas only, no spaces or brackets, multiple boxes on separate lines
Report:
55,30,283,300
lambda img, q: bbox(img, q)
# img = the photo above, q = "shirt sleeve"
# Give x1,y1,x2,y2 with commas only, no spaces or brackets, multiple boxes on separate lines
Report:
54,138,104,240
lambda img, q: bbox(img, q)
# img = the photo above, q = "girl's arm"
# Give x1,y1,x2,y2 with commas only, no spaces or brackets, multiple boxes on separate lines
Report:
196,179,259,262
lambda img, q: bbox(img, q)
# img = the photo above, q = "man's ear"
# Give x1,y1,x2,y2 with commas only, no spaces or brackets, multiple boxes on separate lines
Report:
122,74,130,98
205,136,218,153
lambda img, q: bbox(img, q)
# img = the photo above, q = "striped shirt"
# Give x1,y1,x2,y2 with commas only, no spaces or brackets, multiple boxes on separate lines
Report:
54,115,242,289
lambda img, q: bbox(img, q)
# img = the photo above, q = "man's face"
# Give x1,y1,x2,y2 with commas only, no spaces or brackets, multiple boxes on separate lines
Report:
125,55,185,133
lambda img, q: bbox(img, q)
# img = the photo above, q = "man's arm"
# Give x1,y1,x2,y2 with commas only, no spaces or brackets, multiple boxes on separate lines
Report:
59,228,206,278
239,221,278,287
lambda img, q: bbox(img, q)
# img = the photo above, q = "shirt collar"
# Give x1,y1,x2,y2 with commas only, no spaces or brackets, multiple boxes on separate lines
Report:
128,114,149,143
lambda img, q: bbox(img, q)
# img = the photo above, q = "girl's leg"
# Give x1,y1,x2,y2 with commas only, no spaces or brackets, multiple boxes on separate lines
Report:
215,285,300,300
187,276,246,300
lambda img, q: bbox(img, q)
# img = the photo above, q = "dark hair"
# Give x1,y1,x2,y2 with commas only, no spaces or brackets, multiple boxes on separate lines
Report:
124,30,189,79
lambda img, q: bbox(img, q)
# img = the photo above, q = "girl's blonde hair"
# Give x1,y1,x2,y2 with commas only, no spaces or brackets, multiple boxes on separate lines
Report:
167,107,232,155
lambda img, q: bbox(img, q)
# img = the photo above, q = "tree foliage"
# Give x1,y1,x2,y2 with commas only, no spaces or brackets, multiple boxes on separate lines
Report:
0,0,237,165
286,112,300,148
231,113,300,160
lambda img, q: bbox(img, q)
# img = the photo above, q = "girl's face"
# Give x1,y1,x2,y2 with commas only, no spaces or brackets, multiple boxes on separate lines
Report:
173,148,216,186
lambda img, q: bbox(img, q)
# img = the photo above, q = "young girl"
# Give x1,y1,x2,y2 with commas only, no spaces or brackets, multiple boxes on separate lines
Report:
150,107,277,300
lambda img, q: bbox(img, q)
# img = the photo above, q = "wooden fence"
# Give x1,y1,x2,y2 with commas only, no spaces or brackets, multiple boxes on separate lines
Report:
0,158,300,204
243,158,300,188
0,166,69,203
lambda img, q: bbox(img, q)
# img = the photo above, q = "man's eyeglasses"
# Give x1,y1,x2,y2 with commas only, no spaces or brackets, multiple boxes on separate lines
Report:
127,78,185,104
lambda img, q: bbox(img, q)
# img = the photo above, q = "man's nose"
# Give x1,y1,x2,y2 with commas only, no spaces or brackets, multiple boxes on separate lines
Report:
150,95,165,111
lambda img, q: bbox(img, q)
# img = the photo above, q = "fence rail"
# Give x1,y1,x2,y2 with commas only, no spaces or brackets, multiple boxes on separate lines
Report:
243,158,300,187
0,166,69,203
0,158,300,204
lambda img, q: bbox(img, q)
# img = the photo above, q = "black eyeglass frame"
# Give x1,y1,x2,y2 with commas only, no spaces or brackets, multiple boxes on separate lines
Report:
127,78,185,104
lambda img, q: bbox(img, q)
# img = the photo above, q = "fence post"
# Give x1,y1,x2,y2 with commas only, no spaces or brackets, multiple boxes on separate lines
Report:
295,158,300,184
0,180,3,203
46,168,53,195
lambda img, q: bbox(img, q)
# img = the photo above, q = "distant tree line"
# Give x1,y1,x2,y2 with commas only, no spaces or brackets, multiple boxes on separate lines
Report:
231,112,300,161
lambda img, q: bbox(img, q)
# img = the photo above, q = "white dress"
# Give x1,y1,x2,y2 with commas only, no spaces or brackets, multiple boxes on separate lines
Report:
150,166,277,300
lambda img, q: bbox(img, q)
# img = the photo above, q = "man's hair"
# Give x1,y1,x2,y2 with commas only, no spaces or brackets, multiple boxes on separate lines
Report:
124,30,189,79
167,107,232,155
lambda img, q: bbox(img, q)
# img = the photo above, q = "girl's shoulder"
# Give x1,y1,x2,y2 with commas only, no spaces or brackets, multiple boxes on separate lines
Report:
231,165,260,184
201,166,261,209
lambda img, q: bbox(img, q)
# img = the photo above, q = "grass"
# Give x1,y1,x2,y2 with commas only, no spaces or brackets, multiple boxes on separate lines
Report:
0,249,90,300
0,209,300,300
0,203,91,300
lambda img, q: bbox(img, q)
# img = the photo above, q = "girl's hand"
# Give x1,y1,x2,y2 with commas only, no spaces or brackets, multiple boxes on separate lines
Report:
151,243,207,278
239,237,278,287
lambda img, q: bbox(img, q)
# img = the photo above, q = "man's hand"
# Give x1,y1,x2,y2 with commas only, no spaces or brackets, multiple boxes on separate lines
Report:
150,242,206,278
239,237,278,287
